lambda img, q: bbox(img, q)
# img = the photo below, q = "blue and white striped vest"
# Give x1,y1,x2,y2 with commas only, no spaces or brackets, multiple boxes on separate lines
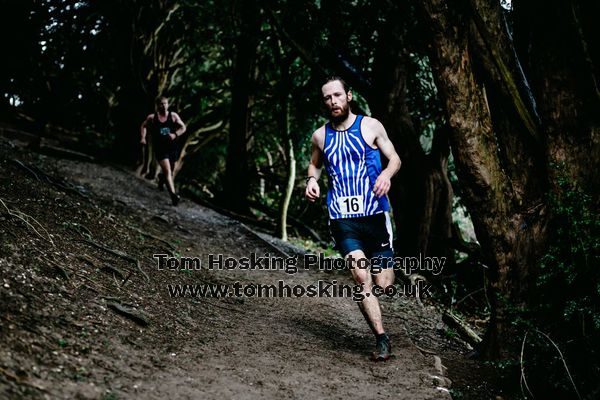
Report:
323,115,391,219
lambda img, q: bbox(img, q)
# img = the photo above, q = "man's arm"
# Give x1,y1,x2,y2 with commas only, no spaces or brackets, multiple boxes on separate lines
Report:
140,114,153,144
169,112,187,140
305,127,325,202
370,118,401,197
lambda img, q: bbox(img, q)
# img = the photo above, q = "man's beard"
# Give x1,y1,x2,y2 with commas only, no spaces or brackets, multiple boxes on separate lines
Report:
330,103,350,125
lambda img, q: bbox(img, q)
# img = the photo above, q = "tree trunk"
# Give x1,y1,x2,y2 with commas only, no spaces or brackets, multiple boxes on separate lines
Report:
172,119,225,178
369,11,454,261
420,0,599,358
276,53,296,241
278,95,296,241
420,0,525,358
222,1,260,213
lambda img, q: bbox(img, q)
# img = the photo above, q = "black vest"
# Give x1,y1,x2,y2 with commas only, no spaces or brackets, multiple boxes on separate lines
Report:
152,112,178,140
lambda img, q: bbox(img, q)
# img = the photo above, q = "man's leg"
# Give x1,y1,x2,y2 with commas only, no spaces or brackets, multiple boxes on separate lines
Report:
370,213,395,298
167,158,177,189
158,157,176,192
158,158,180,205
347,249,392,361
373,265,395,291
347,249,385,335
145,141,159,180
158,159,175,193
137,142,148,176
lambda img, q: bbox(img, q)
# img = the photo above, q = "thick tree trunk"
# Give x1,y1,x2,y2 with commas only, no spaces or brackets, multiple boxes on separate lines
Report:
420,0,599,358
421,125,454,260
466,1,550,299
369,13,454,261
420,0,528,358
222,1,260,213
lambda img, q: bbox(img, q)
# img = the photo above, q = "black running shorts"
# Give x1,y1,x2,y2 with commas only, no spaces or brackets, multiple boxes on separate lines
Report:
329,212,394,268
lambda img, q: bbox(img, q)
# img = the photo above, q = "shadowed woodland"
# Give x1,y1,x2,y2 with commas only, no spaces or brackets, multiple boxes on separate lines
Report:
1,0,599,399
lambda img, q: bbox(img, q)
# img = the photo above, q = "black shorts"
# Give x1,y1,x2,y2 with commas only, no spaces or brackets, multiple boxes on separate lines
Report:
154,147,180,163
153,137,180,162
329,212,394,268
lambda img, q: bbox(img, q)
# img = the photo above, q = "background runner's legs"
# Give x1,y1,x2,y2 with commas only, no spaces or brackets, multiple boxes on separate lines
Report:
158,158,176,194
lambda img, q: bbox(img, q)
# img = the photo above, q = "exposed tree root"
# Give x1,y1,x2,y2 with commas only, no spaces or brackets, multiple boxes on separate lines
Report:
106,300,150,327
0,198,55,246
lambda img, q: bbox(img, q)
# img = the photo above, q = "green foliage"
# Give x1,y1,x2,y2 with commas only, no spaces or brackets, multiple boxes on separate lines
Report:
443,327,458,339
509,165,600,397
535,169,600,333
483,357,519,373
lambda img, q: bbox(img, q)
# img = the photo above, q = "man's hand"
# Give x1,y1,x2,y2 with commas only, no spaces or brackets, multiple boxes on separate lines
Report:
373,172,392,197
305,179,320,202
140,137,147,145
168,133,177,141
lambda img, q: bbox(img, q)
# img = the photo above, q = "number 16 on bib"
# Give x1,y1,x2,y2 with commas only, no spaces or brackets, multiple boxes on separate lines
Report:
337,195,364,215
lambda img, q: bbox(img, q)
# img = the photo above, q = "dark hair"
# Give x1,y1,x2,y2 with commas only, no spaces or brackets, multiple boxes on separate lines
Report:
322,76,350,93
155,96,168,105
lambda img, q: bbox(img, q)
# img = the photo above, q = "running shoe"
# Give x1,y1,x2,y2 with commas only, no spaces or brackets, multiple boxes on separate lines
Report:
372,334,392,361
170,192,180,206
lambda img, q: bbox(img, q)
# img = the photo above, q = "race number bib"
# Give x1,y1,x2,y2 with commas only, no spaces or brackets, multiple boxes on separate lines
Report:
160,127,171,136
337,195,364,215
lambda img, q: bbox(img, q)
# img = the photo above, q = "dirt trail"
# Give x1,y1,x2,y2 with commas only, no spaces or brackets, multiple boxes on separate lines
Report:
0,139,457,399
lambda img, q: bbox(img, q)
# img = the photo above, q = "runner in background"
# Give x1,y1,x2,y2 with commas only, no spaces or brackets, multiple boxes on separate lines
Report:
140,96,186,206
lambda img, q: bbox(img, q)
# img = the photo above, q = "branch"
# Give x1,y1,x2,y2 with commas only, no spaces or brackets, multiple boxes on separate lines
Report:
468,0,541,140
442,310,482,346
264,4,372,97
569,1,600,103
156,59,189,73
264,5,326,76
